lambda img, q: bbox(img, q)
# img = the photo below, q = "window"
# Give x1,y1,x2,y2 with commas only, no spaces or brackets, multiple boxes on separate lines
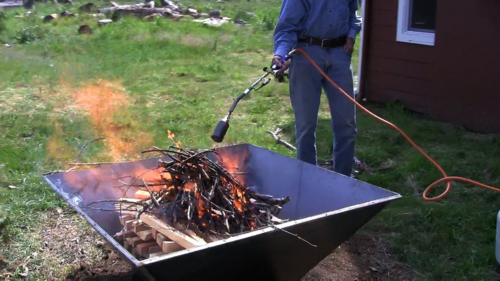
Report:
396,0,437,46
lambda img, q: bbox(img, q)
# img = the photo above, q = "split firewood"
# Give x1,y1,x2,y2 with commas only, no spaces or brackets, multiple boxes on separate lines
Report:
135,241,158,258
140,214,206,249
132,220,150,233
134,190,151,200
156,233,183,253
148,245,164,257
161,240,183,253
137,229,153,241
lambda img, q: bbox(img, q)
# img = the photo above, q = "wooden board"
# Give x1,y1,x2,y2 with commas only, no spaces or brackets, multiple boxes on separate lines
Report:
140,214,207,249
135,241,159,258
162,241,184,253
367,55,430,80
137,229,153,241
368,8,396,27
367,71,429,97
133,221,150,233
370,0,397,11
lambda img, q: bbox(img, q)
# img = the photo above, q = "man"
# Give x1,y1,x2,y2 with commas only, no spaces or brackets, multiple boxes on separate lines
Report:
272,0,362,177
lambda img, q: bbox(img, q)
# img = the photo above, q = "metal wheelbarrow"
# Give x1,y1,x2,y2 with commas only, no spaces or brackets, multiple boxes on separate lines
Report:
43,143,401,281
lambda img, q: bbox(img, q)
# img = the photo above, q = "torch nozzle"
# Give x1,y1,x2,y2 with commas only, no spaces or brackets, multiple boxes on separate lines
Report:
211,115,230,143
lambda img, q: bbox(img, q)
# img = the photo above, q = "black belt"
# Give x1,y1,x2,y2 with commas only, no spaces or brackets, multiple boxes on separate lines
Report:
298,36,347,48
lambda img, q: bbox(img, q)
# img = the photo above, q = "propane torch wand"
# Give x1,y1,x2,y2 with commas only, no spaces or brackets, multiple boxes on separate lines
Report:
211,51,294,142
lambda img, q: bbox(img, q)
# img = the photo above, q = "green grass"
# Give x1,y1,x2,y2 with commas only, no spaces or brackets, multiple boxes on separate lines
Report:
1,0,500,280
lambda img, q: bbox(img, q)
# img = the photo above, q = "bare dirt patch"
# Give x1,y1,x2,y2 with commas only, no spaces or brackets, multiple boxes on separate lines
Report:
0,209,132,280
1,208,420,280
303,234,422,281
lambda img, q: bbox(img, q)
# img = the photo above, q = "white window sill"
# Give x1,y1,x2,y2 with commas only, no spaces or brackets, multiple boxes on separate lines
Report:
396,31,435,46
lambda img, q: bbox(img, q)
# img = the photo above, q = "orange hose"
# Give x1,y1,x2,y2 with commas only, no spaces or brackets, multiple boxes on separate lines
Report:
293,48,500,201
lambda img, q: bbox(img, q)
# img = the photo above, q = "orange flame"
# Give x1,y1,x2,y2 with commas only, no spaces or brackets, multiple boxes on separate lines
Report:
183,181,195,193
231,185,247,213
167,130,175,140
51,79,154,163
167,129,182,149
195,187,205,219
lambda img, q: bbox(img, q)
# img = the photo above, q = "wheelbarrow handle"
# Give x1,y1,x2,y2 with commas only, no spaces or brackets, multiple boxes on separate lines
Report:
266,130,296,151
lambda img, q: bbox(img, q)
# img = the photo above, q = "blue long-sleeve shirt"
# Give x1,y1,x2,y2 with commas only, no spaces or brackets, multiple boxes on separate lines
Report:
273,0,362,57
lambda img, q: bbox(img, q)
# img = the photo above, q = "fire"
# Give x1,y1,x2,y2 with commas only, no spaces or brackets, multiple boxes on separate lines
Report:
161,172,172,181
183,181,195,193
115,130,289,237
167,129,182,149
167,130,175,140
66,79,153,162
194,186,206,219
230,185,247,213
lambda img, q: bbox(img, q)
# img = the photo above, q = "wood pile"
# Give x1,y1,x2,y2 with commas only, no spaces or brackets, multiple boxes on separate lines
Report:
110,131,291,260
113,213,206,259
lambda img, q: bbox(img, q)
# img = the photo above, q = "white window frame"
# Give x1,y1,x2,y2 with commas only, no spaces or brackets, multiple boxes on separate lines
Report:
396,0,435,46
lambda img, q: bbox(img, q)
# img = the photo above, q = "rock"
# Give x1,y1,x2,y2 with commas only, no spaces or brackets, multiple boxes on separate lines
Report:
183,7,197,15
209,10,221,18
234,19,248,25
98,19,113,26
43,14,58,22
144,0,154,8
60,10,75,17
78,24,93,34
79,2,96,13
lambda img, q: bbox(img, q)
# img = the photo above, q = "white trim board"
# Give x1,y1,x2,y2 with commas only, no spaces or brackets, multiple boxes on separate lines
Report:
354,0,366,97
396,0,435,46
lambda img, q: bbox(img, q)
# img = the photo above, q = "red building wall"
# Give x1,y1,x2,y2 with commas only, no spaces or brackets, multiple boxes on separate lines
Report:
360,0,500,133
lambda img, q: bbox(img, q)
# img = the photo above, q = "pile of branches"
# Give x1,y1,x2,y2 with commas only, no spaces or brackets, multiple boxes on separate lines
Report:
126,135,290,237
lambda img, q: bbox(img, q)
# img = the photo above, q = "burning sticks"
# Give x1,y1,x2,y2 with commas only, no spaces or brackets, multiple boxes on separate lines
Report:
111,132,291,259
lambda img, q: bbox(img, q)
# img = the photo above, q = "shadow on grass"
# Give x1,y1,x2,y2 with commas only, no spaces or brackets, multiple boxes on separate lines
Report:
279,116,336,162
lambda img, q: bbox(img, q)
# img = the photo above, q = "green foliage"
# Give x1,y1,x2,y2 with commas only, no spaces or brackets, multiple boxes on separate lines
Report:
0,11,6,34
14,24,46,44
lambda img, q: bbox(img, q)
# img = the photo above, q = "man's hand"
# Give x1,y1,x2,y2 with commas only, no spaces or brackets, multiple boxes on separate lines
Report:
343,37,355,54
271,55,290,76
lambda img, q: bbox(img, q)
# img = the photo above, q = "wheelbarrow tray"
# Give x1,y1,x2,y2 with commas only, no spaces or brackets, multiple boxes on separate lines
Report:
43,143,401,280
